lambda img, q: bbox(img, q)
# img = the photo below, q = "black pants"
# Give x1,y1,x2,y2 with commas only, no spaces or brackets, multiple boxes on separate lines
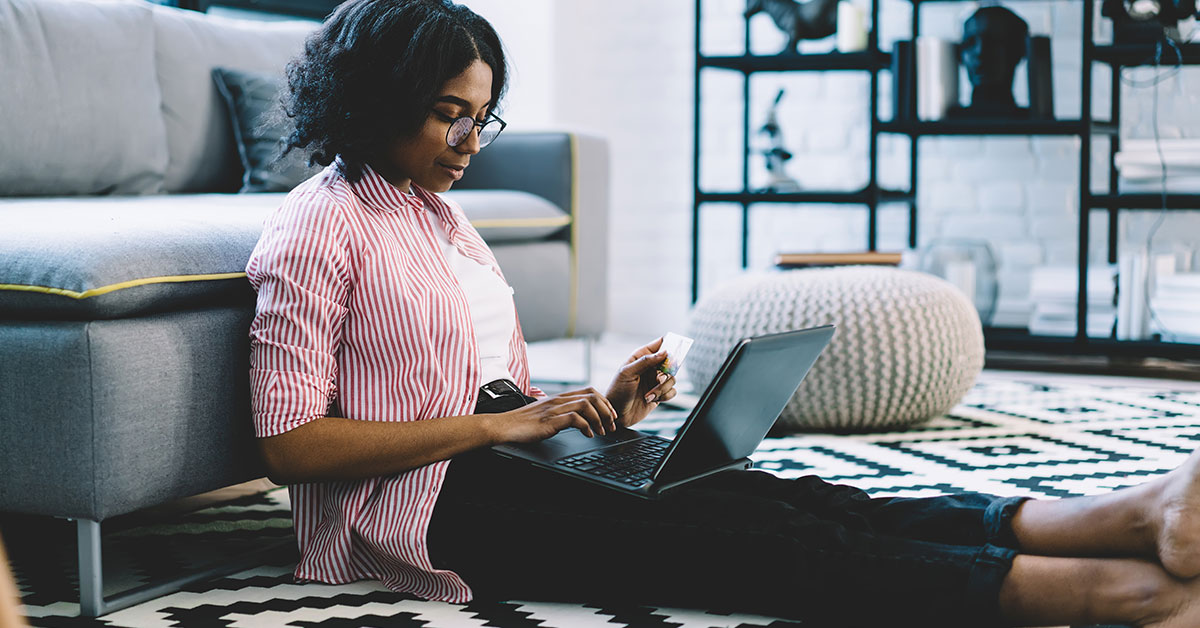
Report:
427,389,1027,626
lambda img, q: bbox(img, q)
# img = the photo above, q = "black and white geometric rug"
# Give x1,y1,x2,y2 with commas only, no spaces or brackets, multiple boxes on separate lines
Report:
7,375,1200,627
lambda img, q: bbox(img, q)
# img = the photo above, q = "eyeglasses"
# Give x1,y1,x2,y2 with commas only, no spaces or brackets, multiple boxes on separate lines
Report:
443,113,506,149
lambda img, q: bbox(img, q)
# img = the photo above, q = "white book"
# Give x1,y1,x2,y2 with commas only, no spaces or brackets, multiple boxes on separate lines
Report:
1151,297,1200,314
1030,265,1117,302
1116,153,1200,170
1120,177,1200,193
1117,253,1133,340
1151,310,1200,338
1129,251,1149,340
1120,138,1200,154
1029,312,1116,337
1157,273,1200,291
1032,301,1117,316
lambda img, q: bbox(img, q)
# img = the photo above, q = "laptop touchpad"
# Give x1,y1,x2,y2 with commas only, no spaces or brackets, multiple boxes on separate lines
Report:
504,428,640,460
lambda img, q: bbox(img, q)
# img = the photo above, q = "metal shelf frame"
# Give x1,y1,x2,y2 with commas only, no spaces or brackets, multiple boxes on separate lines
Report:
691,0,897,302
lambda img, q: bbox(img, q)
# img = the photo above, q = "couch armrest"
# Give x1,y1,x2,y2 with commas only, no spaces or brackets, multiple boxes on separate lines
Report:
458,132,609,339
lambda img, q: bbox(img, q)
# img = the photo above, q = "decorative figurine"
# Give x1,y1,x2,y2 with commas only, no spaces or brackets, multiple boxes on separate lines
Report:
744,0,838,55
757,89,802,193
948,5,1029,118
1102,0,1197,45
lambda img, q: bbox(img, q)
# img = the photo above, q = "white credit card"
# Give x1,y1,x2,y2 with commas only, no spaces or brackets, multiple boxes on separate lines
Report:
658,332,694,377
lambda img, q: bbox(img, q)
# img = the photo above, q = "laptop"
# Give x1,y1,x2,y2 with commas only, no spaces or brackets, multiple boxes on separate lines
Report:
491,325,835,499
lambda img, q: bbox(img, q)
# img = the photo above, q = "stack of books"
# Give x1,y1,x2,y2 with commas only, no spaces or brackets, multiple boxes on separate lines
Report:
1149,272,1200,344
1028,265,1118,337
1116,139,1200,193
1117,251,1196,342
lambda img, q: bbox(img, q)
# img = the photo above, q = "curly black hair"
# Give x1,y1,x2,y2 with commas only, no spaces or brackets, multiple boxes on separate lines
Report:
283,0,508,182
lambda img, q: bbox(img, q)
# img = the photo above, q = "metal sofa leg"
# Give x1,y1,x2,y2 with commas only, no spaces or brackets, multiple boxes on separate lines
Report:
74,517,290,618
76,519,104,618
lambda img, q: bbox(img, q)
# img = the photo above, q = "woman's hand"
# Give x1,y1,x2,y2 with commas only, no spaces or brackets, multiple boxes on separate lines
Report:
487,388,619,444
606,337,678,428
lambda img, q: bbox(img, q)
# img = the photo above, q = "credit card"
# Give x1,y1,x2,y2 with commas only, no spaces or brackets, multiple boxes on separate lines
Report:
658,332,694,377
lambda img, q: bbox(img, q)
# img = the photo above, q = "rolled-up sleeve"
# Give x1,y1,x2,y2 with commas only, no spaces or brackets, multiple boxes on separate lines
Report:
246,191,351,438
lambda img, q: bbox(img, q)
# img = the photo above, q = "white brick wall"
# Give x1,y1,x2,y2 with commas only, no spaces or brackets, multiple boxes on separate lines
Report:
464,0,1200,338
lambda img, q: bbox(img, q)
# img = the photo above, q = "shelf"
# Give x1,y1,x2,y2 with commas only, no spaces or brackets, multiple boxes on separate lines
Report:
698,188,912,204
985,328,1200,361
698,51,890,72
879,119,1118,136
1088,193,1200,210
1093,43,1200,67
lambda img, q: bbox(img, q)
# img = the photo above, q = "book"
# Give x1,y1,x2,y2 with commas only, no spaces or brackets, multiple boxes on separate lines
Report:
1029,265,1117,303
1156,273,1200,295
891,41,914,122
1117,253,1133,339
1129,251,1148,340
775,252,904,268
1026,36,1054,120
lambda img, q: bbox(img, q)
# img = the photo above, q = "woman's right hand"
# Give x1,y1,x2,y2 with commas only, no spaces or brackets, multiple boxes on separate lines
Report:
487,388,619,444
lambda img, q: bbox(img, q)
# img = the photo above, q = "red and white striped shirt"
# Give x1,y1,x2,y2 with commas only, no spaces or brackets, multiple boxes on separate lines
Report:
246,159,538,602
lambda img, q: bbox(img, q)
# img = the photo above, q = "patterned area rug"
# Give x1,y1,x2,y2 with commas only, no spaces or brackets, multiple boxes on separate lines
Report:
7,376,1200,627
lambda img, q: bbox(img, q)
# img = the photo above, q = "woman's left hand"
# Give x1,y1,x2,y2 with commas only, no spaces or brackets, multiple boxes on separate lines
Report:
606,337,677,428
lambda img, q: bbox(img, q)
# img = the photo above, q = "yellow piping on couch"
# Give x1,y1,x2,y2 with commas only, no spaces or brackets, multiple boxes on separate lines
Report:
567,133,580,338
0,272,248,299
468,216,572,229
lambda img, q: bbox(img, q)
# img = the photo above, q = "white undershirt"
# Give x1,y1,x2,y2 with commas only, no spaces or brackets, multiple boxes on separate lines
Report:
429,211,517,386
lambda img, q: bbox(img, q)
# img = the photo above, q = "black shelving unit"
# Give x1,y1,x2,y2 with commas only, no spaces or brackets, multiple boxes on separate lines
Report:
691,0,901,292
691,0,1200,361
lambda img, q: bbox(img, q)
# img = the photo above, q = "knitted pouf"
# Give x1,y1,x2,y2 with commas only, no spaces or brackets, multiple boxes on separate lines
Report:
685,267,984,432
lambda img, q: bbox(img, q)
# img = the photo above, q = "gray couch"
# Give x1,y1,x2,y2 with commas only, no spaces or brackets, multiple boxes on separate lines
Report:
0,0,608,616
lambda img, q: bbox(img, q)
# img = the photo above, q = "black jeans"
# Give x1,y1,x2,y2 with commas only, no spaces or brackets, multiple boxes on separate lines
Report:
428,388,1027,626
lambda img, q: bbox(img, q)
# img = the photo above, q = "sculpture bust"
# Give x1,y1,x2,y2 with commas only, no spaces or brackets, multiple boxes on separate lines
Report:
951,6,1029,117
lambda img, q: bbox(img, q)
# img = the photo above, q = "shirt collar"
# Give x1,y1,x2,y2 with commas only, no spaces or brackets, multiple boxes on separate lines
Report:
341,157,426,214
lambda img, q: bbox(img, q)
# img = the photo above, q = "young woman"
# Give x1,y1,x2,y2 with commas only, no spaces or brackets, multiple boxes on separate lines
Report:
248,1,1200,625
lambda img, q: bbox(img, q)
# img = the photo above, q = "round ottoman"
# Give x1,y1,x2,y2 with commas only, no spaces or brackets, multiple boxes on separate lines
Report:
685,267,984,432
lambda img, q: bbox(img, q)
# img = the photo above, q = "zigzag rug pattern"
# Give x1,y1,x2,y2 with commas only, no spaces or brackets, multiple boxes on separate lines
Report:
8,377,1200,627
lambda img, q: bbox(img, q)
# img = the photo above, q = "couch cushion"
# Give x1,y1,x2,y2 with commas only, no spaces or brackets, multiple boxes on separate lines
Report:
0,188,568,320
444,190,570,243
152,6,315,193
212,66,321,193
452,133,575,218
0,194,283,319
0,0,168,196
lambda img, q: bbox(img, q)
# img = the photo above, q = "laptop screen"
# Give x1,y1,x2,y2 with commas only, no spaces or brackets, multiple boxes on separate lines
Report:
652,326,834,484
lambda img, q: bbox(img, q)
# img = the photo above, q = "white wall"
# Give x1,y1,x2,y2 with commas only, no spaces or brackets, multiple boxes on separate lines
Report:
457,0,556,130
462,0,1200,338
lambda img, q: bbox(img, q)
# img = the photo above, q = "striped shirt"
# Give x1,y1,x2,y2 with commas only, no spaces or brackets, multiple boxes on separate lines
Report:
246,159,539,602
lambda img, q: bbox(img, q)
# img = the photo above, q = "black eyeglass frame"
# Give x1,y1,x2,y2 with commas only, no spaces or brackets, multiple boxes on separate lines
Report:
442,112,507,149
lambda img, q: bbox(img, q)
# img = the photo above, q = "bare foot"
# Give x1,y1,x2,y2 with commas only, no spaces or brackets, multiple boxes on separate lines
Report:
1155,449,1200,579
1145,573,1200,628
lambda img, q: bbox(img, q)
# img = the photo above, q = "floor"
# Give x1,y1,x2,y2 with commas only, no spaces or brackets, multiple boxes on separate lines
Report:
12,335,1200,627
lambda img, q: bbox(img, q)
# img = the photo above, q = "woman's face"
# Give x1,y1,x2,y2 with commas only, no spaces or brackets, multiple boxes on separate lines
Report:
374,59,494,193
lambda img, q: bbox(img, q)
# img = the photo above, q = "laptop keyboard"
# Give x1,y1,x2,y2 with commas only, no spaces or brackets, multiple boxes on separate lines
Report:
555,437,670,485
